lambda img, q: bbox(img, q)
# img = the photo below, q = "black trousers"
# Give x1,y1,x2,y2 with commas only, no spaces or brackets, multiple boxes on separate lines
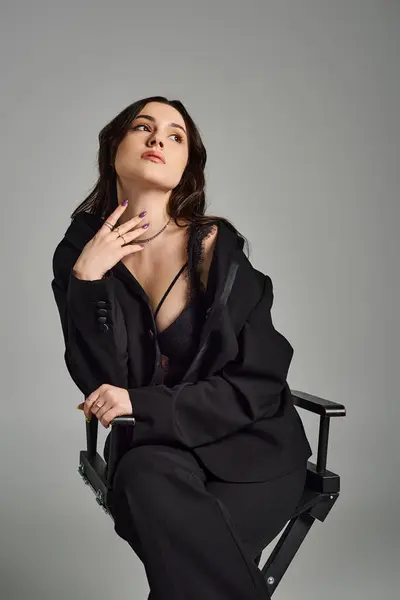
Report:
112,443,307,600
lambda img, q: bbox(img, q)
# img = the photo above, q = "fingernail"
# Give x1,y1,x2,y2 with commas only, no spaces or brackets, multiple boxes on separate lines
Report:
139,243,145,248
122,199,128,206
139,211,147,218
142,223,150,229
85,416,91,422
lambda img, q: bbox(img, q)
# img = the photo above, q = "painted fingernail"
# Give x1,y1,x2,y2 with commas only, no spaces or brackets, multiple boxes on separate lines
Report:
139,211,147,218
122,199,128,206
142,223,150,229
139,243,145,247
85,416,91,422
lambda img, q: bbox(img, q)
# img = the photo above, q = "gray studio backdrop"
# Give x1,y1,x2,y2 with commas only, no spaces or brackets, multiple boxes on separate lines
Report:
1,1,398,599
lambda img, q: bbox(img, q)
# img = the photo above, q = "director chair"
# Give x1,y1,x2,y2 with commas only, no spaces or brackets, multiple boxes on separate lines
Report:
77,390,346,596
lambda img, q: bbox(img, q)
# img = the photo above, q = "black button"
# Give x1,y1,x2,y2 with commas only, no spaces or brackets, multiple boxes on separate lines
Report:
96,300,111,309
99,323,109,332
97,308,108,316
97,316,107,324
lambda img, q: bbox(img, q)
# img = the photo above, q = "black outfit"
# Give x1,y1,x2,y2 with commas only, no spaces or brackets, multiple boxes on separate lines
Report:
51,212,312,599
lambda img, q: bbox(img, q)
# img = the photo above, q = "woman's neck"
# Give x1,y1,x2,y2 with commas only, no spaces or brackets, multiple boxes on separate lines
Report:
115,179,172,235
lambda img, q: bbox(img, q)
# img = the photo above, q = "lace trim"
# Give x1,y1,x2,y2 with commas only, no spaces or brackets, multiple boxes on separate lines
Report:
184,221,218,306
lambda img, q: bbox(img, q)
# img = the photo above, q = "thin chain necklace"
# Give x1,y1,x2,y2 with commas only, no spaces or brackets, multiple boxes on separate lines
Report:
133,216,173,244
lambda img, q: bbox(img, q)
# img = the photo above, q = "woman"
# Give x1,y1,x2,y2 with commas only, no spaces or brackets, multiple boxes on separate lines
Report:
51,95,312,600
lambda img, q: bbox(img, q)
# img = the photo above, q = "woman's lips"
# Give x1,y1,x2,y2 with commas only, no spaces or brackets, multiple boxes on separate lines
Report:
142,155,164,163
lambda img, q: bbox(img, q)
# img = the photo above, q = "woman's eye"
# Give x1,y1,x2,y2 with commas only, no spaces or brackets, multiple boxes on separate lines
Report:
133,124,182,143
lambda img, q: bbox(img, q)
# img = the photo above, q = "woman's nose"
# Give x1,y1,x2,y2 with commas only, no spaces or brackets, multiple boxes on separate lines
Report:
150,136,163,148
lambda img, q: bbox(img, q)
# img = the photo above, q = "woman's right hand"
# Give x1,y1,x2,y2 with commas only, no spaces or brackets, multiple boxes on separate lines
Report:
72,202,149,280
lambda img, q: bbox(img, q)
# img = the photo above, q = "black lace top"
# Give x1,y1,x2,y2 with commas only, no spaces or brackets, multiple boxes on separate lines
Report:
155,221,216,386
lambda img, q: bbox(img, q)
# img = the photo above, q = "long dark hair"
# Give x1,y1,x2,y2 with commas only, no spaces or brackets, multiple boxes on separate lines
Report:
70,95,249,255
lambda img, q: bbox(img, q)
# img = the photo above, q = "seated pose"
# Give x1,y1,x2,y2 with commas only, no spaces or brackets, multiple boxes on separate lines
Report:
51,95,312,600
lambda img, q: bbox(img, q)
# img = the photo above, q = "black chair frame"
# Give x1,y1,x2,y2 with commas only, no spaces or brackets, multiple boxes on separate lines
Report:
77,390,346,596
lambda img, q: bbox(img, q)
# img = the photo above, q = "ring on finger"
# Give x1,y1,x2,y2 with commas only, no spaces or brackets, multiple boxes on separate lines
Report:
107,224,127,244
114,227,126,242
104,221,115,231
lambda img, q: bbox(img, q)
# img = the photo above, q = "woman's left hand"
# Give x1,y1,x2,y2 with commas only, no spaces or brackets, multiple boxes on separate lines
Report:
76,384,133,428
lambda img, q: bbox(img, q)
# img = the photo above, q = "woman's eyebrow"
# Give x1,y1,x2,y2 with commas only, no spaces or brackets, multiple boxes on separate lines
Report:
134,114,187,135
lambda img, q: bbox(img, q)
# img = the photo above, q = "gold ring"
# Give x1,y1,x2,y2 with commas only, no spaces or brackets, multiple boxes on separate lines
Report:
104,221,114,230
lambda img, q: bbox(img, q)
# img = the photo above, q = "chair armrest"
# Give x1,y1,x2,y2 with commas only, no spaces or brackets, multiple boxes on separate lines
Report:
292,390,346,417
82,411,136,515
291,389,346,475
105,415,136,490
85,412,136,464
111,415,136,425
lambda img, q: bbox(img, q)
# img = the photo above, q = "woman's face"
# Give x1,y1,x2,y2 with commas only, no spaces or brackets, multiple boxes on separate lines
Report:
114,101,189,191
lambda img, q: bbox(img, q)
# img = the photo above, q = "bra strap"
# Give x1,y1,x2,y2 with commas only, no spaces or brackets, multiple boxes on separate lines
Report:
154,262,188,319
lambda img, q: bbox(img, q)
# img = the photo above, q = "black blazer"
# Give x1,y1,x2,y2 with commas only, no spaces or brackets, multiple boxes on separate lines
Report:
51,212,312,482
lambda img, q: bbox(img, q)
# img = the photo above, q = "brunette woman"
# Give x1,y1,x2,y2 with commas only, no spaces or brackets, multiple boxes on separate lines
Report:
51,95,312,600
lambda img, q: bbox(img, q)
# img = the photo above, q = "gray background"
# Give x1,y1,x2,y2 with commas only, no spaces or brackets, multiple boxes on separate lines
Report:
1,1,398,598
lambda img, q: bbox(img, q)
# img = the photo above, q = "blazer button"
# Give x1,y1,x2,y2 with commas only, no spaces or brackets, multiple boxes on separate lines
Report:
97,308,108,316
96,300,111,309
99,323,109,332
98,316,107,324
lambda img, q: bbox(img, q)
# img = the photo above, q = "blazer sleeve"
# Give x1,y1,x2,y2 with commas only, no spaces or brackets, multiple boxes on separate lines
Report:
51,241,129,397
129,274,294,448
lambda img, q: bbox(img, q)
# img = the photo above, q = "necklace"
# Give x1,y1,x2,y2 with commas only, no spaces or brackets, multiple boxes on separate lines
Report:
133,216,173,244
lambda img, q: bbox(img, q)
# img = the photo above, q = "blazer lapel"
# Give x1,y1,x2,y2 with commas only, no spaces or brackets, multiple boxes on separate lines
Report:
182,257,239,382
